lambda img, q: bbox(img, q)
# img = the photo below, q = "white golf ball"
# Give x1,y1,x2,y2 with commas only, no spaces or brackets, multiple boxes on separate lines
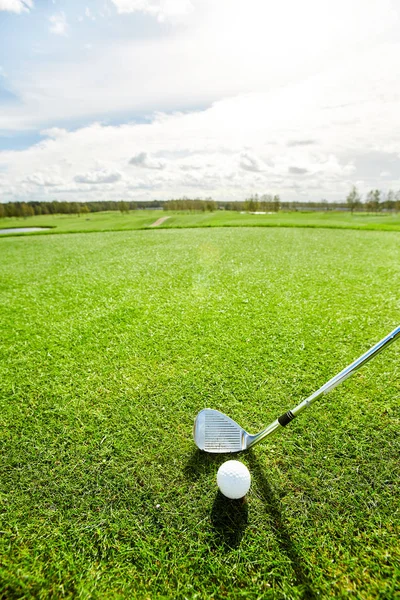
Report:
217,460,251,499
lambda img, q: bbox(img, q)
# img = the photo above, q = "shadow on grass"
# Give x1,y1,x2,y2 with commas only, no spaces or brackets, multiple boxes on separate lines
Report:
184,448,227,480
210,492,248,549
185,449,317,597
184,449,249,549
247,451,317,600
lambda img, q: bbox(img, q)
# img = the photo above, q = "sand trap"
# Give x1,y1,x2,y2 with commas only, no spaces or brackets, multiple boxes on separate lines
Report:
149,216,170,227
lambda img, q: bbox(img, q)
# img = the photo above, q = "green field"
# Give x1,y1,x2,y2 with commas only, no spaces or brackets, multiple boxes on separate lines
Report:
1,209,400,236
1,225,399,599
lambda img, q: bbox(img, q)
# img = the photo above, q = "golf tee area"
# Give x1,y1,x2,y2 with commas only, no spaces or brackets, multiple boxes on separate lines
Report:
1,212,399,599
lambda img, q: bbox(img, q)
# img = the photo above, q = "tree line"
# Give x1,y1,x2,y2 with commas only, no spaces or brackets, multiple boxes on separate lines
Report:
1,187,400,218
0,200,162,218
0,198,217,217
345,186,400,213
162,198,217,211
227,194,281,212
233,189,400,213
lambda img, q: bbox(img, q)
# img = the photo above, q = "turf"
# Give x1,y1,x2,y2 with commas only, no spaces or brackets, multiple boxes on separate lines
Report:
0,227,399,599
0,211,163,236
1,209,400,236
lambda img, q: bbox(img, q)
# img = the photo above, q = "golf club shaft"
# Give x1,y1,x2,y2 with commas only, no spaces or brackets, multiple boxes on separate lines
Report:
289,325,400,418
250,326,400,446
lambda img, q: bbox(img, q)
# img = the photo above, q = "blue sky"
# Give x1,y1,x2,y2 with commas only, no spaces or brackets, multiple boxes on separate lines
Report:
1,0,400,202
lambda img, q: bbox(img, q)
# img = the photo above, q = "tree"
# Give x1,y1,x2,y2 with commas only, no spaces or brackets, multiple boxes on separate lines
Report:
346,185,362,213
70,202,79,216
118,201,129,214
244,194,260,212
395,190,400,213
383,190,395,211
21,203,34,218
366,189,381,212
272,194,281,212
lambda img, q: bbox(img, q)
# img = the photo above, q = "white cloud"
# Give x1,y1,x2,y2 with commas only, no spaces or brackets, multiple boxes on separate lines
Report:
1,0,400,202
287,140,317,148
0,88,383,204
24,172,65,187
239,152,266,173
74,169,123,184
1,0,399,133
0,0,32,13
111,0,193,22
40,127,68,139
289,167,308,175
129,152,166,170
49,11,68,35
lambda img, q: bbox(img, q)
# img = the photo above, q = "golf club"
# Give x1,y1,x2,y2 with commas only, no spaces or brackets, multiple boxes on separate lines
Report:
193,326,400,453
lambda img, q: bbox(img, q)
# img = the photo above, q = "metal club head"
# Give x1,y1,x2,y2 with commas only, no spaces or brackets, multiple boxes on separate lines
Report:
193,328,400,454
193,409,250,453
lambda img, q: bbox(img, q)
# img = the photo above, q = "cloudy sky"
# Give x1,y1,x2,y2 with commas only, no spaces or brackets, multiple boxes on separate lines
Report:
1,0,400,203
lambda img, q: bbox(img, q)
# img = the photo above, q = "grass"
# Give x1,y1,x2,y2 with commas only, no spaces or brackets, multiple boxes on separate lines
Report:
0,211,163,235
1,209,400,237
0,226,399,599
160,210,400,231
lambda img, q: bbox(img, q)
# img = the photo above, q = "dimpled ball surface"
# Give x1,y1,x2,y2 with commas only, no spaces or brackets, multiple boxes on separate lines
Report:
217,460,251,499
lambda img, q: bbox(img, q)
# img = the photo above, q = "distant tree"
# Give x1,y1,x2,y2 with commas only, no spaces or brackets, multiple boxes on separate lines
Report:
395,190,400,213
366,189,381,212
346,185,362,213
5,203,16,217
69,202,79,216
205,199,217,212
0,203,4,218
48,201,58,215
118,201,129,214
382,190,395,211
244,194,260,212
21,203,34,218
163,198,216,212
272,194,281,212
260,194,272,211
321,199,328,211
79,204,89,216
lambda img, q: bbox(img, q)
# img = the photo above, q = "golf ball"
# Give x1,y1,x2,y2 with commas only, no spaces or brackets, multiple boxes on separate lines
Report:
217,460,251,499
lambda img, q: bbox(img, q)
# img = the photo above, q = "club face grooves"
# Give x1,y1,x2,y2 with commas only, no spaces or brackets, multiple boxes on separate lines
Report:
193,409,246,453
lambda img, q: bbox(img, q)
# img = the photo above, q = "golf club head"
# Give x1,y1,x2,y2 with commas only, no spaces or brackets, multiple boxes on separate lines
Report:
193,409,249,453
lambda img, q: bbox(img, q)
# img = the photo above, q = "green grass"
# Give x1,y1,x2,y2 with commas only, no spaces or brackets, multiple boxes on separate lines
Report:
0,211,164,235
1,209,400,237
160,210,400,231
0,227,399,599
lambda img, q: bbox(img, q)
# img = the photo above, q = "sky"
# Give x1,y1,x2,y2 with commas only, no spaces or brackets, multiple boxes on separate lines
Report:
1,0,400,203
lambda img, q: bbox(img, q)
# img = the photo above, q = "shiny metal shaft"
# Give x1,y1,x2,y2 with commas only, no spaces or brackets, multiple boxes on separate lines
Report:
248,326,400,448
